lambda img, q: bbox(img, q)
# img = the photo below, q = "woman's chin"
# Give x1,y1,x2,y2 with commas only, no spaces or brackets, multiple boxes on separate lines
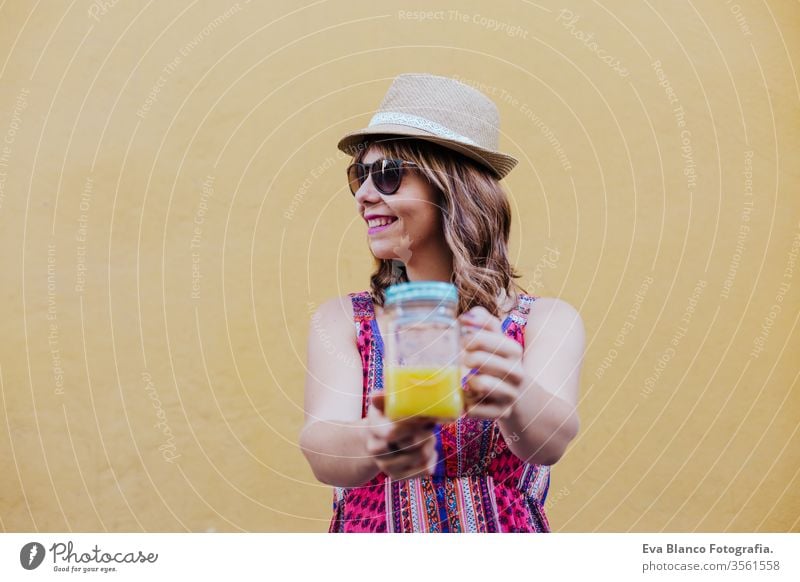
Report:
368,242,396,260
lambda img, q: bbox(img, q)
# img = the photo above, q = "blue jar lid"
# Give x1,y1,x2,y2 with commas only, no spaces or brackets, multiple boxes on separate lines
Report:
384,281,458,306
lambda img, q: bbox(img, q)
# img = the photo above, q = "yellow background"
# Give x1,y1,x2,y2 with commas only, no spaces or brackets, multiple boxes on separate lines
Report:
0,0,798,532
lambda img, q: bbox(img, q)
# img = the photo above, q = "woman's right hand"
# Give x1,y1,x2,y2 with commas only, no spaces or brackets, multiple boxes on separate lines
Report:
365,392,439,481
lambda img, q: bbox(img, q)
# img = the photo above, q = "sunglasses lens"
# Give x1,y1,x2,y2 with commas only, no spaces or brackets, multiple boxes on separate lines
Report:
348,159,406,195
373,159,402,194
347,164,365,195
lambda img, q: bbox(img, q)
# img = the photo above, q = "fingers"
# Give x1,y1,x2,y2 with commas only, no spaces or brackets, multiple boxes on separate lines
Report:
369,416,436,444
458,307,524,388
458,306,503,334
365,405,438,462
460,327,522,360
367,429,433,459
380,438,437,480
462,350,525,386
462,371,517,420
364,407,438,481
463,372,516,401
463,373,516,406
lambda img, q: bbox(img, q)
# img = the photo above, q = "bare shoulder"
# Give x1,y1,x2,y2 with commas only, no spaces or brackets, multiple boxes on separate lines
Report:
310,294,358,336
523,296,585,406
527,296,585,349
303,293,363,424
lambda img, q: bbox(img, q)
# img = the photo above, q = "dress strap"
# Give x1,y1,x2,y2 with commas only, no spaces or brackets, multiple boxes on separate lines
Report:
504,292,537,330
349,291,383,419
350,291,376,322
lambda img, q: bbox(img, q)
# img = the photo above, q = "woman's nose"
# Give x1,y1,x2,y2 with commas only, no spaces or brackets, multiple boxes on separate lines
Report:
354,175,382,204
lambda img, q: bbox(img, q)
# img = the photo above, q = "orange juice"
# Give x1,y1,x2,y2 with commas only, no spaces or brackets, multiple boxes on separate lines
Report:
384,365,463,420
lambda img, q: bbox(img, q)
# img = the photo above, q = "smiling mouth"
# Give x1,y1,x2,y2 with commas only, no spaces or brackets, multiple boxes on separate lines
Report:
367,217,398,234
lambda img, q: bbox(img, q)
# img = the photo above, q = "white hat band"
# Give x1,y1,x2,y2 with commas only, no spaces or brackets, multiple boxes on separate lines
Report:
368,111,480,148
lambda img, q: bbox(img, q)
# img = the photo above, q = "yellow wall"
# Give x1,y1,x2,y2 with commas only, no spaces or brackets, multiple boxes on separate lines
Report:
0,0,797,532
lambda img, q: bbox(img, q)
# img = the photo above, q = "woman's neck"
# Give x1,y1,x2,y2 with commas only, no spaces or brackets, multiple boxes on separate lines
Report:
397,229,455,283
403,253,453,283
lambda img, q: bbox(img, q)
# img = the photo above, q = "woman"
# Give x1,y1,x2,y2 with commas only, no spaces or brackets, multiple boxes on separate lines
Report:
299,73,584,532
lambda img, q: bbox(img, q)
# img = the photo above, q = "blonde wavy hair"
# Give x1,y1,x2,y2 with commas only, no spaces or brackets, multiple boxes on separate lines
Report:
352,137,529,318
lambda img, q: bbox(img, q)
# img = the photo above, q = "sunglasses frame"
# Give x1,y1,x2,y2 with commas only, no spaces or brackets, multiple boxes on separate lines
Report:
346,158,421,196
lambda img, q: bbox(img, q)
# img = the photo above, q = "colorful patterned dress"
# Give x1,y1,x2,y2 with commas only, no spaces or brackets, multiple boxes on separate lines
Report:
328,290,551,533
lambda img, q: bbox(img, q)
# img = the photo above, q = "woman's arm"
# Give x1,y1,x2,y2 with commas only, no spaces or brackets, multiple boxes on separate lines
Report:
497,297,584,465
300,418,379,487
298,296,380,487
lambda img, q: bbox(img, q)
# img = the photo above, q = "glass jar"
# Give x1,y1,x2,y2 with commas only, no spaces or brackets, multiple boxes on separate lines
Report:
382,281,464,421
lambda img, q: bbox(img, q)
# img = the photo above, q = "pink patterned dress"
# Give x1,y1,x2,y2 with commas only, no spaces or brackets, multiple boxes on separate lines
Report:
328,290,551,533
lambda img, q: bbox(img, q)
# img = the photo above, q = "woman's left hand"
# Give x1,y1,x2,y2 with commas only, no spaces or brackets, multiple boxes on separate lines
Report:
458,306,526,420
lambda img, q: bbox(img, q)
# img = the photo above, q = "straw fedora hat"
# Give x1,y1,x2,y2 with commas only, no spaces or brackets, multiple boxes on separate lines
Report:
337,73,519,179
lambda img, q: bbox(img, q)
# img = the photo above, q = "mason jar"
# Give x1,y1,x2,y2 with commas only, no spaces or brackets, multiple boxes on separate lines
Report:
382,281,464,421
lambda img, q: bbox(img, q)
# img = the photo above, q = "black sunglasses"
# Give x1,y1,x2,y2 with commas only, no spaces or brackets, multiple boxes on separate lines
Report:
346,158,420,196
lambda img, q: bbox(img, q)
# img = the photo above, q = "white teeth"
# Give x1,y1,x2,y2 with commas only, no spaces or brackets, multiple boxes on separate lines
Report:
368,216,397,228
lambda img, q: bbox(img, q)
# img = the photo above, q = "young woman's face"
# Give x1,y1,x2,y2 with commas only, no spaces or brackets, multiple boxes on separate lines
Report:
353,146,445,261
